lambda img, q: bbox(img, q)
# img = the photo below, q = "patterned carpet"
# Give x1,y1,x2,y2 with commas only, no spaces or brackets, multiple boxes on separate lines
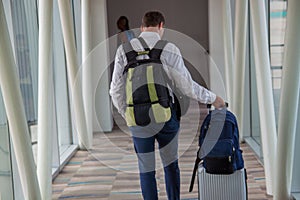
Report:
52,100,273,200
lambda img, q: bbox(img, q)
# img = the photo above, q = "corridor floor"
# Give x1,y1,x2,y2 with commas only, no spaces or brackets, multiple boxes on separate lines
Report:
52,100,273,200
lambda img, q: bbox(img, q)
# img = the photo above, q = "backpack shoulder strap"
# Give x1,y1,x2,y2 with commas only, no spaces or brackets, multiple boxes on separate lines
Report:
149,40,168,59
122,41,139,74
137,37,150,52
122,41,138,64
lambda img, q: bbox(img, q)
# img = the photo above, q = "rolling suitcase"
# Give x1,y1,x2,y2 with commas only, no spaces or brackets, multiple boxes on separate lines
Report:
189,104,248,199
198,164,247,200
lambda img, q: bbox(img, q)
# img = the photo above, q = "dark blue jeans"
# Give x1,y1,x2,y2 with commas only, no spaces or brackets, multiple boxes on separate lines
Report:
130,108,180,200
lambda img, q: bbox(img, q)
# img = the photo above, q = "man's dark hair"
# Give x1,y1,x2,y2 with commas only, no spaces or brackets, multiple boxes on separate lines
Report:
142,11,165,27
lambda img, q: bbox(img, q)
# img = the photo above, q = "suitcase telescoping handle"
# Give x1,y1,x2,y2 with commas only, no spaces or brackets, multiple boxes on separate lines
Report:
207,102,229,110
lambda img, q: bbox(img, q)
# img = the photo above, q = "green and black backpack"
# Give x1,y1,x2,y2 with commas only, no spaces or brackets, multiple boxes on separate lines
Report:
122,37,171,126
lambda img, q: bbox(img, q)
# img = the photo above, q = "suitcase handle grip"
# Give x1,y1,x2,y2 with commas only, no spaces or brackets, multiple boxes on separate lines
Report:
207,102,228,109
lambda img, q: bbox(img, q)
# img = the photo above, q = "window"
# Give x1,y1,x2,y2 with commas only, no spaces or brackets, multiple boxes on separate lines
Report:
52,0,75,167
0,93,13,200
11,0,38,124
269,0,287,123
3,0,79,197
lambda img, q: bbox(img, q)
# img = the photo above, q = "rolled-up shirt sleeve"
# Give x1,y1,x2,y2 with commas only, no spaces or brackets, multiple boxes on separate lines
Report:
109,45,127,117
160,43,216,104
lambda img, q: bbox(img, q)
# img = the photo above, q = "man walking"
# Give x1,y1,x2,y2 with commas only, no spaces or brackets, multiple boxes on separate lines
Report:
110,11,225,200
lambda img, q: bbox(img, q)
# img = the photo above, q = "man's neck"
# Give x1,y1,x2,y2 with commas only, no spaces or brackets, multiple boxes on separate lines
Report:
142,27,160,33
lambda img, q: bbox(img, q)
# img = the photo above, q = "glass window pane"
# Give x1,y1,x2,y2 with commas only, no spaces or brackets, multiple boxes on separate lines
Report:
270,0,287,126
53,0,74,155
10,0,39,167
11,0,38,124
0,94,14,200
249,5,262,147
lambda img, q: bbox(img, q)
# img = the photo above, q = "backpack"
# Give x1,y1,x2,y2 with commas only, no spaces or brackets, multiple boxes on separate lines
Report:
198,108,244,174
122,38,171,126
189,106,244,192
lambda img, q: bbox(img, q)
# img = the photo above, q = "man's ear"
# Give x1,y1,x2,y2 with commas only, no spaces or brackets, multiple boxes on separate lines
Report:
158,22,164,29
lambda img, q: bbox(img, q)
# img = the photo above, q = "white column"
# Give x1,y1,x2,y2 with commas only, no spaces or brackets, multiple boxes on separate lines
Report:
233,0,248,141
82,0,93,146
250,0,277,195
0,2,41,199
57,0,90,149
275,0,300,199
37,0,53,199
91,0,113,132
222,0,234,104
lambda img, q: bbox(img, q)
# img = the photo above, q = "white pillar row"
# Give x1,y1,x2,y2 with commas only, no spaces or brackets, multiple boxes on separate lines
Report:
233,0,248,141
222,0,234,105
275,0,300,199
82,0,93,146
249,0,277,195
57,0,91,149
37,0,53,199
0,2,41,199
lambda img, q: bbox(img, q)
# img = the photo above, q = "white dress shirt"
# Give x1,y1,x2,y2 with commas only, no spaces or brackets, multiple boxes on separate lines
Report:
109,31,216,117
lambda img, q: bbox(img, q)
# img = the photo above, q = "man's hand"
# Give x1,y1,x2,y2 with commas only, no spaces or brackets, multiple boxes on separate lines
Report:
212,95,226,109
